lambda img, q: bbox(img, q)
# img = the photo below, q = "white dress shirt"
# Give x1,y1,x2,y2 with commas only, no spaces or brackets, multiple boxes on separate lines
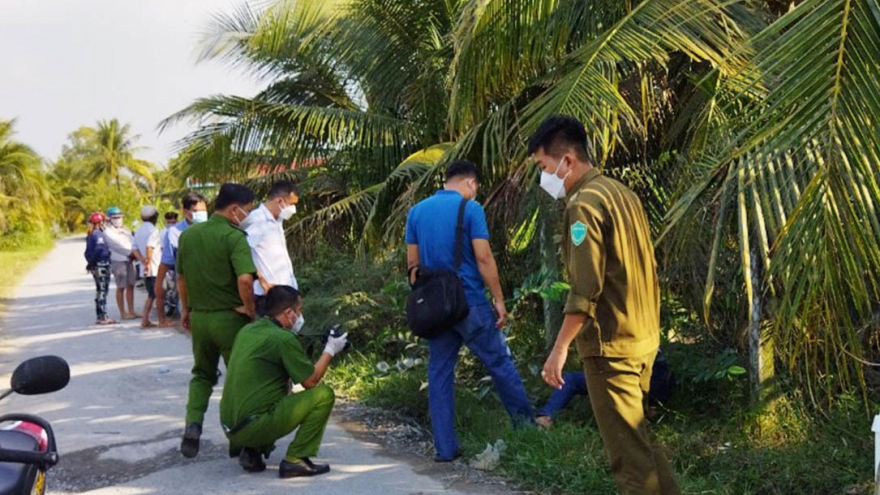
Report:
245,204,297,295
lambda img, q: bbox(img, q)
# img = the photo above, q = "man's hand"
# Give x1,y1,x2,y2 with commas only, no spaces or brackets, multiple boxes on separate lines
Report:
181,309,192,331
542,346,568,390
494,300,508,329
235,306,255,320
259,278,274,293
323,332,349,357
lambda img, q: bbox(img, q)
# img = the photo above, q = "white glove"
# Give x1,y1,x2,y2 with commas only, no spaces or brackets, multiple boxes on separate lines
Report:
323,332,349,357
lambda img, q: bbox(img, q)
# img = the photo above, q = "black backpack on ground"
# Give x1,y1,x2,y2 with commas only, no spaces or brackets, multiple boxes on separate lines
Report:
405,198,470,339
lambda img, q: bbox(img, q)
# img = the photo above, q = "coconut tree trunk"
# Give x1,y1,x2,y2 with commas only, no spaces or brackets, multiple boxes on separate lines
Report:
539,205,563,348
749,248,774,402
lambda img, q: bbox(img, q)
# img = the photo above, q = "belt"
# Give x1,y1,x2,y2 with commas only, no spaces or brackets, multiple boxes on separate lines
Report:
221,414,258,436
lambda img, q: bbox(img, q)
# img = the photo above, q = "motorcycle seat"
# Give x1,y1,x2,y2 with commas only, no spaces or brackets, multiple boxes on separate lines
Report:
0,429,39,495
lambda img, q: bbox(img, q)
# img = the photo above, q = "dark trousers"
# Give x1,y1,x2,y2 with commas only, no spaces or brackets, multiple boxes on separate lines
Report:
92,261,111,320
254,295,266,317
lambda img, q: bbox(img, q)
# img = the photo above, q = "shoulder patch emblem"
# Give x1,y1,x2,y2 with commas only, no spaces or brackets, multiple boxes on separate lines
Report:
570,221,587,247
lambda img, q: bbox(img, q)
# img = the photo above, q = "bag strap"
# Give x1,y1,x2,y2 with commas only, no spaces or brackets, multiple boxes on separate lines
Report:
453,198,468,270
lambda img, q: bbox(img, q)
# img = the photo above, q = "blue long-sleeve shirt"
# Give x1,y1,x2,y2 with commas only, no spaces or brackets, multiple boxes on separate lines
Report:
85,230,112,266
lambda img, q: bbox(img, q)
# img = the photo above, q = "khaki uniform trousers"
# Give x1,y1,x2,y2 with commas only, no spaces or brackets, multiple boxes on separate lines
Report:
583,349,680,495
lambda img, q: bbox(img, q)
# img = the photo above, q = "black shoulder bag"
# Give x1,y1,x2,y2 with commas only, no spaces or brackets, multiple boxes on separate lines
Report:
405,198,470,339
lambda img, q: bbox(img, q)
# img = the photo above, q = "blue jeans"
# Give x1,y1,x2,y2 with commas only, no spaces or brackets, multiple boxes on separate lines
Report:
428,303,534,460
536,351,676,419
536,372,588,418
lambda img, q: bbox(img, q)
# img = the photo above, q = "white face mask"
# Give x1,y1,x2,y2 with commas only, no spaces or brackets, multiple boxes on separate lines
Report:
539,158,570,200
240,212,255,230
279,203,297,221
191,211,208,224
110,217,124,228
292,313,305,334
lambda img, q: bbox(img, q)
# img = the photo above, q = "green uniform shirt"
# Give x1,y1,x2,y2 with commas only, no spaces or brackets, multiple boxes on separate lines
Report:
563,168,660,358
220,318,315,427
177,214,256,312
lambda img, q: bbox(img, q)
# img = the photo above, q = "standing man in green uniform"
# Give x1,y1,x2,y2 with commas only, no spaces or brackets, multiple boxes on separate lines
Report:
220,286,348,477
177,183,258,458
529,116,679,495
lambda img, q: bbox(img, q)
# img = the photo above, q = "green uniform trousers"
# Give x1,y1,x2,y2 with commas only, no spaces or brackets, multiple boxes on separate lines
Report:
186,310,251,425
583,350,680,495
227,384,335,459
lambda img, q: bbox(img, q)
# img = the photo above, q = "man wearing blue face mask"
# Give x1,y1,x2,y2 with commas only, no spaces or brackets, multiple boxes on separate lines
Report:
220,285,346,477
155,191,208,328
529,116,679,495
243,181,301,317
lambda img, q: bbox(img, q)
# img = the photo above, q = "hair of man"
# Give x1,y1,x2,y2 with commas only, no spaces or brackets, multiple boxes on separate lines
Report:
182,191,207,211
445,159,481,183
268,180,299,199
164,212,179,221
145,213,160,224
264,285,302,317
215,183,256,211
527,115,594,163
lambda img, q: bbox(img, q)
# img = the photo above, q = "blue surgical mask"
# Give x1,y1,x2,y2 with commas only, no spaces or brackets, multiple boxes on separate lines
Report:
192,211,208,224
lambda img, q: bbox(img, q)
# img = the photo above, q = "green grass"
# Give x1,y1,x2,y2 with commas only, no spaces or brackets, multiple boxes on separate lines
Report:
0,231,55,301
327,351,875,495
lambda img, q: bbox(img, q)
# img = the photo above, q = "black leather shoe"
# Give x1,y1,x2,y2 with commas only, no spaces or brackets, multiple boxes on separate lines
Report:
434,449,462,463
229,446,242,458
239,448,267,473
180,423,202,458
279,458,331,478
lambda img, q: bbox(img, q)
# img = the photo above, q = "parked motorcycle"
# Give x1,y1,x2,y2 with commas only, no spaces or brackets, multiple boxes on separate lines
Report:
0,356,70,495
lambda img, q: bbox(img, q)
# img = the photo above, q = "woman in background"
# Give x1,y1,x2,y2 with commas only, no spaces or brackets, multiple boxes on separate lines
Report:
85,212,116,325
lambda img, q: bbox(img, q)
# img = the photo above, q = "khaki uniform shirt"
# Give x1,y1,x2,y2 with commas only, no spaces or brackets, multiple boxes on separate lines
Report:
177,213,257,312
563,168,660,358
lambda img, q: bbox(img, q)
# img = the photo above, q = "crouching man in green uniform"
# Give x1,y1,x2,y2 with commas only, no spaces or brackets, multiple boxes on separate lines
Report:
220,285,348,477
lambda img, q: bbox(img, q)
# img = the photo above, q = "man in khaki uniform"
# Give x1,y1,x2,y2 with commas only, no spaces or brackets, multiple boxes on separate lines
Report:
529,116,679,495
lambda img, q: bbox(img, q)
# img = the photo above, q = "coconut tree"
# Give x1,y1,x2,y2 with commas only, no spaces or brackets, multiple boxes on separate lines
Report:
0,119,54,234
169,0,880,397
78,119,155,191
662,0,880,398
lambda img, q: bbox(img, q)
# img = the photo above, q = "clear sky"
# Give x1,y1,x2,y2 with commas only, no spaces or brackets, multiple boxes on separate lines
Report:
0,0,262,165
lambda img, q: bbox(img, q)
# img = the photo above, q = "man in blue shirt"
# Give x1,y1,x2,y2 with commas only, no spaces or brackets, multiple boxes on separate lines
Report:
154,191,207,327
405,160,534,462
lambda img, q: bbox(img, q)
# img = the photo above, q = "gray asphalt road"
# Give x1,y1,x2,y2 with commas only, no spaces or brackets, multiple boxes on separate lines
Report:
0,237,495,495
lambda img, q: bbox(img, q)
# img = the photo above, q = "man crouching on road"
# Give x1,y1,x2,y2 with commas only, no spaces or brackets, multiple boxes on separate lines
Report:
220,285,347,477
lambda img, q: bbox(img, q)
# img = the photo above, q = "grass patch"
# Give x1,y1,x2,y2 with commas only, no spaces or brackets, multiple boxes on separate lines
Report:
327,350,875,495
0,231,55,301
303,248,874,494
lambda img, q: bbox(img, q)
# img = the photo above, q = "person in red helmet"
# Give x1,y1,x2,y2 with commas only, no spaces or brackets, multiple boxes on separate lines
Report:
84,212,116,325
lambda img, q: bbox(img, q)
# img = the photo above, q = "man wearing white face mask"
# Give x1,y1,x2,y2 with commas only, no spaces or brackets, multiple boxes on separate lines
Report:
176,183,258,459
243,181,301,318
529,116,678,495
104,206,139,320
220,285,345,477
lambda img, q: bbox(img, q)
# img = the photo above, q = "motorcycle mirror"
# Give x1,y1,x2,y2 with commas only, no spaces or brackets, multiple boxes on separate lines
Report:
11,356,70,395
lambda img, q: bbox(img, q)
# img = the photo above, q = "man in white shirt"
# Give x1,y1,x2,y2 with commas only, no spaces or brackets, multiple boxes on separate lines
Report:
134,206,162,328
243,181,300,317
104,206,138,320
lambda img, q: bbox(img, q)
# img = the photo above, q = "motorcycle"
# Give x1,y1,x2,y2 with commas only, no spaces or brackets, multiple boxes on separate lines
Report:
0,356,70,495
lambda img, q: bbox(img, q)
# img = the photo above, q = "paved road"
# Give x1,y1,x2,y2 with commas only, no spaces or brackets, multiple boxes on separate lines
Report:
0,237,495,495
